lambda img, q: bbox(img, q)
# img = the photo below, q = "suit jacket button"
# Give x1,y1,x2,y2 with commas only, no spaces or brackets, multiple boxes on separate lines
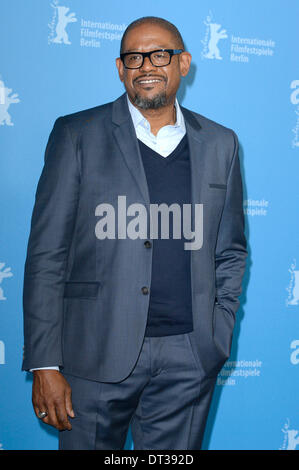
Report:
144,240,152,248
141,286,149,295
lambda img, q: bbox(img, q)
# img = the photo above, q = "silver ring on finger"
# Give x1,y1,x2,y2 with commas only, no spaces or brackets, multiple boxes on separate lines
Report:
38,410,48,419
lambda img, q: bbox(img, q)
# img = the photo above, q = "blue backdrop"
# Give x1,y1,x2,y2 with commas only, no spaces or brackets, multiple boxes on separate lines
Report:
0,0,298,450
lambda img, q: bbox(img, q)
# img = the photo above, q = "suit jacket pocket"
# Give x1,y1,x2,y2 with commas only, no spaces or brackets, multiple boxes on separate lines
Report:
209,183,227,189
63,281,101,299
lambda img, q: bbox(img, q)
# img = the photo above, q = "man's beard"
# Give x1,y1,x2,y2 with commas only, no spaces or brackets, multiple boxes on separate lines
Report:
132,91,168,110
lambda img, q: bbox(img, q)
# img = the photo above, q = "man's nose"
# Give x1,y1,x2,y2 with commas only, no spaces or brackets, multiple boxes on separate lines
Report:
139,56,157,72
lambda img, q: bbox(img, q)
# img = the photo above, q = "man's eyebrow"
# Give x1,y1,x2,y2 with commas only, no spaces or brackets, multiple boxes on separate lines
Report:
123,46,170,53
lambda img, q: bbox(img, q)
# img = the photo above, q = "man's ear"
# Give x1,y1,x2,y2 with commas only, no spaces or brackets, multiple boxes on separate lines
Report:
116,57,124,82
179,52,192,77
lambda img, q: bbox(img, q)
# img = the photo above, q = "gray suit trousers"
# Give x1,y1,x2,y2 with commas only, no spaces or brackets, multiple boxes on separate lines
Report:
59,332,217,450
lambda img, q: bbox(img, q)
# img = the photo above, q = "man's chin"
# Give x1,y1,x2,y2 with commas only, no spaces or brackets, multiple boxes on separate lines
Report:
132,91,168,110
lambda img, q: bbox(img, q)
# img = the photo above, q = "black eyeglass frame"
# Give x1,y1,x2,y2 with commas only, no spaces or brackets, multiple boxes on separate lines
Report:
120,49,184,69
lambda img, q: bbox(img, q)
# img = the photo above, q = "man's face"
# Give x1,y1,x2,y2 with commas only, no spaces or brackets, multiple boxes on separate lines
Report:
116,23,191,109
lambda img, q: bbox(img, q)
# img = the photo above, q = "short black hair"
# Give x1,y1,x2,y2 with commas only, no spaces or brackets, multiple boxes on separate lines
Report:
120,16,185,55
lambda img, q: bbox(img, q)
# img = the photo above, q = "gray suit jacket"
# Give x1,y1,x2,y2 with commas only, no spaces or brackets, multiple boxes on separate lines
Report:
22,92,247,382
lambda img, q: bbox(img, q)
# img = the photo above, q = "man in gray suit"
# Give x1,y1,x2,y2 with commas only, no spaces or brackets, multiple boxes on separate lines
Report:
22,16,247,450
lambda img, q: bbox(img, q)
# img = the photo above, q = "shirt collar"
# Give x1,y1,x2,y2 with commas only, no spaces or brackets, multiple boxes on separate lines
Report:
126,93,185,133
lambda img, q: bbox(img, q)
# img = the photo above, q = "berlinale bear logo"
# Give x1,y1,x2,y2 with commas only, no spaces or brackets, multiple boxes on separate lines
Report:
0,262,13,300
280,419,299,450
49,1,77,45
290,80,299,148
286,259,299,306
0,79,20,127
201,12,228,60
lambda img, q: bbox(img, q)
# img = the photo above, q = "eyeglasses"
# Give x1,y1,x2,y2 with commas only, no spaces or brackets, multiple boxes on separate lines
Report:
120,49,184,69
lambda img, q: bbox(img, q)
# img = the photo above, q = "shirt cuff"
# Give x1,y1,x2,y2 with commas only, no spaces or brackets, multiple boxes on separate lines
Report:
29,366,60,372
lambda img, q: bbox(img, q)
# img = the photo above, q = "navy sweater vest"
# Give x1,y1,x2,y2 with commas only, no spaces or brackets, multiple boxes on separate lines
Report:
138,135,194,336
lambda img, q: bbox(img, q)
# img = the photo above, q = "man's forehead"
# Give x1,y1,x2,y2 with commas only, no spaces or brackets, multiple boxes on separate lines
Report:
123,24,177,51
124,44,172,53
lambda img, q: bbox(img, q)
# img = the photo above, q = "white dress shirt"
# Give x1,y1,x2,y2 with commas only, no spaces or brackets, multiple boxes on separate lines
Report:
30,94,186,372
127,93,186,157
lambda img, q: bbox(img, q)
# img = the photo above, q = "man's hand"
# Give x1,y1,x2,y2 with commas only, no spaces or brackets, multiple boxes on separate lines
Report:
32,370,75,431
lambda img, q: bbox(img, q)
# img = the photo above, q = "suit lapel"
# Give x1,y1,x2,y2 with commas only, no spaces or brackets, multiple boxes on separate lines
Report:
112,93,151,205
180,106,208,210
